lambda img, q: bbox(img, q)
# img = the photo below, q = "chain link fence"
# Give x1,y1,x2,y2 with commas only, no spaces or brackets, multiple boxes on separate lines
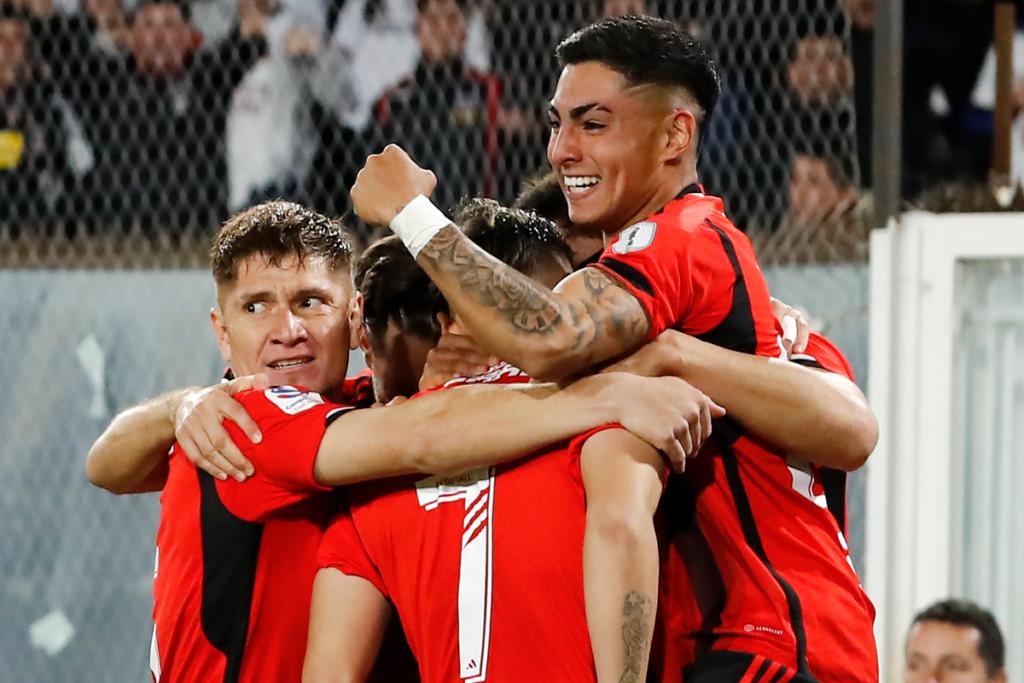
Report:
0,0,869,266
1,0,876,679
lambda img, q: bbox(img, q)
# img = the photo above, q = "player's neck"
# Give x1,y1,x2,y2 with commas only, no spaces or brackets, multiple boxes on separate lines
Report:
617,174,698,235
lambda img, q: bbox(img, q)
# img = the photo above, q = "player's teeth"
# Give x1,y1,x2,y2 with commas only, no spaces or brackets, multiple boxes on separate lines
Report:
273,359,307,368
564,176,599,188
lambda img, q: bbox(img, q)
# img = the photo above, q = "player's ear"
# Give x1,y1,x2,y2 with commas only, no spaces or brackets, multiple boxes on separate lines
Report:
665,108,698,164
210,308,231,364
348,291,364,351
437,311,462,335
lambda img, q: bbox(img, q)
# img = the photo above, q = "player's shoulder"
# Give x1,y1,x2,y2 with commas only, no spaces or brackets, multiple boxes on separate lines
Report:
234,386,345,425
637,191,733,242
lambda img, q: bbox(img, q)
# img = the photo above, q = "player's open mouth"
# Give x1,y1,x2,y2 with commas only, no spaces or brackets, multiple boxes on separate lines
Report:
563,175,600,194
268,358,313,369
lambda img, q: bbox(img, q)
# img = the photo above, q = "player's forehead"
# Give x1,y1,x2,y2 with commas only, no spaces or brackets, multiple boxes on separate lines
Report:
220,253,352,300
550,62,635,113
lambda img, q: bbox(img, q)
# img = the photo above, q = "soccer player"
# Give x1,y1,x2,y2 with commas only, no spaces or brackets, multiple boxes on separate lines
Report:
86,201,714,683
306,199,668,683
349,16,878,683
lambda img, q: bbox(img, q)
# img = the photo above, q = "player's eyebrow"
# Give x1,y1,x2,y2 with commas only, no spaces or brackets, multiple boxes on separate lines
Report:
569,102,610,120
237,290,272,306
294,286,333,302
547,102,611,120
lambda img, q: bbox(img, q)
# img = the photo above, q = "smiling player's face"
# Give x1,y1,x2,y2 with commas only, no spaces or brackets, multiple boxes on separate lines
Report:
547,62,674,236
212,254,360,402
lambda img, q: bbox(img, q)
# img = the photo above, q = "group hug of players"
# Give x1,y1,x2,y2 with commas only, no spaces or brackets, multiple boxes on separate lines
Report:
86,15,881,683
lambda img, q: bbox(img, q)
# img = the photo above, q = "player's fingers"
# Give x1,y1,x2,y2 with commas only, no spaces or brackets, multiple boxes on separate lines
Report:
219,397,263,450
699,403,714,449
661,436,687,474
226,373,270,395
793,315,810,354
690,410,703,452
210,429,250,482
178,430,228,481
710,399,726,418
676,422,694,460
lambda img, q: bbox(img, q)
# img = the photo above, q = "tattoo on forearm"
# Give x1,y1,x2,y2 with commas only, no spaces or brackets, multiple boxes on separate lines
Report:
619,591,652,683
419,226,649,349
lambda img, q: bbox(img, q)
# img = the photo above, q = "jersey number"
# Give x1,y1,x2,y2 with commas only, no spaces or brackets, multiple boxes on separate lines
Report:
416,467,496,682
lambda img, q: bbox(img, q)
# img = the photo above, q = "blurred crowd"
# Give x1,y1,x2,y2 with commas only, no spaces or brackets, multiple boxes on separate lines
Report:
0,0,1021,252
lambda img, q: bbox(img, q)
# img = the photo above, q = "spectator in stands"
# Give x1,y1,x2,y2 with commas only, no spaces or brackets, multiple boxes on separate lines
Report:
905,599,1006,683
0,8,93,234
225,0,327,212
372,0,500,212
786,148,858,228
753,145,869,264
970,23,1024,189
788,34,853,108
82,0,267,235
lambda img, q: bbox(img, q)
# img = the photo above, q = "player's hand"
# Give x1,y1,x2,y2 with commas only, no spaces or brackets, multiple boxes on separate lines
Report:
610,374,725,473
351,145,438,227
174,374,269,482
419,329,497,391
770,297,809,356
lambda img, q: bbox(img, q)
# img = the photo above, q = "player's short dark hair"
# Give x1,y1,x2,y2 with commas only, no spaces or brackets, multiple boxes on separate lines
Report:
911,599,1005,676
211,201,353,286
556,15,721,119
453,198,574,278
513,170,570,229
355,235,446,349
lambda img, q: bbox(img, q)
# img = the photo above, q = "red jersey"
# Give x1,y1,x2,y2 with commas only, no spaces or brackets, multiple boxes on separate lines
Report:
591,185,779,356
590,189,875,679
151,386,350,683
654,334,877,683
318,366,603,683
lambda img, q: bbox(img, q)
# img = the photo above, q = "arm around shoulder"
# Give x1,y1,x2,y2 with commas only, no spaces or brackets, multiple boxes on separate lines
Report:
85,388,193,494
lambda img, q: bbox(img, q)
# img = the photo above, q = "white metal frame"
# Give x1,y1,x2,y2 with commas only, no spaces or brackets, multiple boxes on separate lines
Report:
866,211,1024,682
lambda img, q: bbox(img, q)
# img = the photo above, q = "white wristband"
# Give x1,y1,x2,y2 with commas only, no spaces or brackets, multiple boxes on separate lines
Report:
389,194,452,258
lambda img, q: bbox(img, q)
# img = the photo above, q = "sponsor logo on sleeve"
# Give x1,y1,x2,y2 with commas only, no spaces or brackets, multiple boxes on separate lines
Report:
611,221,657,254
265,386,325,415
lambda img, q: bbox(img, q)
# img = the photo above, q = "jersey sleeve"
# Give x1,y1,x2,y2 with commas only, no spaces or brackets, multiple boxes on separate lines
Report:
318,509,389,598
214,387,350,522
590,212,744,342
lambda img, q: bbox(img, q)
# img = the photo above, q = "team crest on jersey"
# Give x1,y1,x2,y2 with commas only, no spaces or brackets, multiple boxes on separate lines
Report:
265,386,324,415
611,221,657,254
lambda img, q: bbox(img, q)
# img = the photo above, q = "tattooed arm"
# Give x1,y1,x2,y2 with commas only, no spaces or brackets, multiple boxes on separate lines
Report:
416,225,650,381
581,428,666,683
350,144,650,382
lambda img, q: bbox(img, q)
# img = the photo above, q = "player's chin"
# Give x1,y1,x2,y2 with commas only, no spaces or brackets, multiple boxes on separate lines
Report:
263,365,321,392
567,204,611,236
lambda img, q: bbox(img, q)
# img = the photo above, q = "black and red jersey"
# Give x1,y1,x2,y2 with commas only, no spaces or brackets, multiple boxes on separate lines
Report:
652,334,876,683
588,188,876,680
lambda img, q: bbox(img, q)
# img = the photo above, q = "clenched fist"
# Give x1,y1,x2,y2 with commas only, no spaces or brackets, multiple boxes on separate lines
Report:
351,145,438,227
